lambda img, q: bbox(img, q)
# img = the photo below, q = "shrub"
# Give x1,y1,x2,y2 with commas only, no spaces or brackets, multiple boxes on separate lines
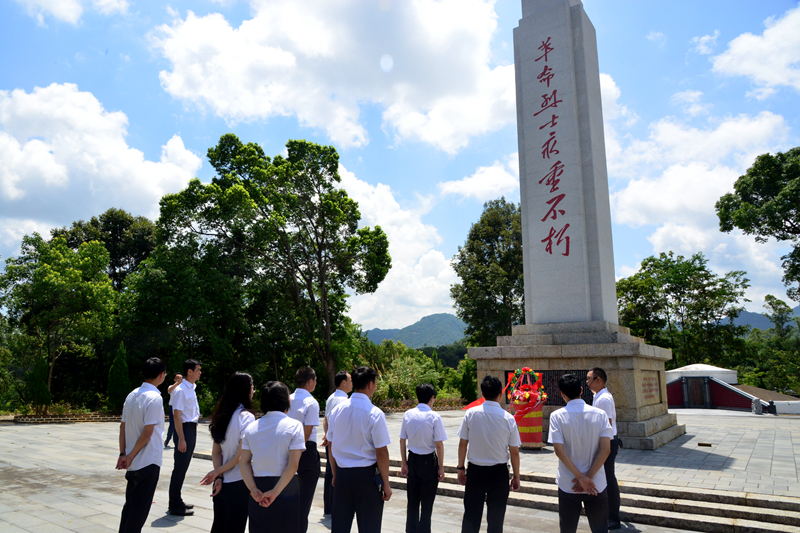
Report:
107,343,132,414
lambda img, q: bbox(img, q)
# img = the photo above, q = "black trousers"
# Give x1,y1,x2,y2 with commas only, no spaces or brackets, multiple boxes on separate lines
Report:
604,438,620,526
249,476,300,533
323,445,334,515
406,452,439,533
297,442,320,533
165,408,175,445
332,464,384,533
119,464,160,533
169,422,197,510
461,463,509,533
211,479,250,533
558,488,609,533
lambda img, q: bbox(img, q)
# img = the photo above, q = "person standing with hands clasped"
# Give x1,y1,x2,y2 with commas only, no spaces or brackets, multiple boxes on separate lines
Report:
326,366,392,533
457,375,521,533
240,381,306,533
117,357,167,533
168,359,202,516
289,367,321,533
200,372,256,533
549,374,613,533
321,370,352,516
399,383,447,533
587,367,621,530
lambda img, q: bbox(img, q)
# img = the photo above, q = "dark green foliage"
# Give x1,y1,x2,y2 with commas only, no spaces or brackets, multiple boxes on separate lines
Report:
26,357,51,414
451,198,524,347
717,147,800,300
420,341,468,369
459,356,478,403
107,343,131,413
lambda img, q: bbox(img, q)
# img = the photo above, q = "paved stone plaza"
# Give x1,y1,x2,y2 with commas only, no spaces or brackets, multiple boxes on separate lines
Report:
0,409,798,532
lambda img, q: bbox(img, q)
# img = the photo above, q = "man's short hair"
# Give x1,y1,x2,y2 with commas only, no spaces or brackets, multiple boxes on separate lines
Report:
416,383,436,404
334,370,350,388
589,367,607,384
261,381,291,413
480,375,502,400
183,359,202,375
295,367,316,388
351,366,378,390
143,358,166,380
558,374,582,400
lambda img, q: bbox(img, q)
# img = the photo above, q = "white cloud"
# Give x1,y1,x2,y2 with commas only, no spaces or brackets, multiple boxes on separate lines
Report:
13,0,127,25
339,166,458,329
438,153,518,201
670,90,708,116
600,73,638,125
647,31,666,47
712,7,800,94
690,30,720,55
150,0,515,154
0,83,201,258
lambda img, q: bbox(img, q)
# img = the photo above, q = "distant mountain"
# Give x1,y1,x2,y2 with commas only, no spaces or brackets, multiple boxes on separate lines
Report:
734,305,800,331
365,313,467,349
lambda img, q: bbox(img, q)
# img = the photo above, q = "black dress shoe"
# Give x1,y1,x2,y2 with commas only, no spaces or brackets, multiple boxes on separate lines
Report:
609,522,622,530
184,504,194,510
169,508,194,516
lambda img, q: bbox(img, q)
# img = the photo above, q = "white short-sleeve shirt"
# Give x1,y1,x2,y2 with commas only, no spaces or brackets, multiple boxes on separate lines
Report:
169,381,200,423
547,399,614,493
326,392,391,468
289,388,320,443
325,389,348,418
220,406,256,483
592,388,617,436
457,401,521,466
399,403,448,455
121,382,165,471
241,412,306,477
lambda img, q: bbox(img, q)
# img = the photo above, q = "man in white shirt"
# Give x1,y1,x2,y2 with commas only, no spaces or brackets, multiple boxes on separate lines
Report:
548,373,612,533
457,375,521,533
164,373,182,448
588,367,620,530
168,358,202,516
326,366,392,533
399,383,448,533
322,370,352,515
117,357,166,533
289,366,321,533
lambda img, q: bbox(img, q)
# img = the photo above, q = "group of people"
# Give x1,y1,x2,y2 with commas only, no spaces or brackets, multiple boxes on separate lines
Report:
116,358,621,533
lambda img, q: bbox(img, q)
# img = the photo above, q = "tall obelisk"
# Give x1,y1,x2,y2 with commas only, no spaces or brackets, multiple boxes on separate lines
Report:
468,0,685,450
515,0,617,325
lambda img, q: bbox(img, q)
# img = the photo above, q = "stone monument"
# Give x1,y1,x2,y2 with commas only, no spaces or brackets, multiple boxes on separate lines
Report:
468,0,685,450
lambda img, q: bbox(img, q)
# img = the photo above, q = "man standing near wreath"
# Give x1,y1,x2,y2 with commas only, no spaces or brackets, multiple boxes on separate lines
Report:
587,367,620,530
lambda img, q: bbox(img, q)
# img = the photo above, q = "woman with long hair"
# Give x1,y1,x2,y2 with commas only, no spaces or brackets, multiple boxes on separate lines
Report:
200,372,256,533
240,381,305,533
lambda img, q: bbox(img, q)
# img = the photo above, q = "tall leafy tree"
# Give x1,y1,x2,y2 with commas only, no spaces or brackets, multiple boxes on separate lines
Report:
616,252,750,368
158,134,391,392
451,198,524,347
52,207,157,291
716,147,800,300
0,235,116,391
107,342,131,413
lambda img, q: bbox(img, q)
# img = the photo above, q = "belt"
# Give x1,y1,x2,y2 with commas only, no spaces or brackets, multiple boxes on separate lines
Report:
182,421,198,426
409,451,436,457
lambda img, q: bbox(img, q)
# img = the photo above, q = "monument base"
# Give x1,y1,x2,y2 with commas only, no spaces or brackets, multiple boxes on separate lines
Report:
469,321,686,450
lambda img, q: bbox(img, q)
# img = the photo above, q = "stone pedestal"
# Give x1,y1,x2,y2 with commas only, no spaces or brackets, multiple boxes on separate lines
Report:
469,321,686,450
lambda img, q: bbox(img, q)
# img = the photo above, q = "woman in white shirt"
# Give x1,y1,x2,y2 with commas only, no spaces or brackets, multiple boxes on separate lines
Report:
201,372,256,533
240,381,306,533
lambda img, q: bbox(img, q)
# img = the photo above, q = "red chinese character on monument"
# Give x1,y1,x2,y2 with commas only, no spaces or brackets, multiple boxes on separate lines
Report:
536,37,553,62
539,114,558,130
533,90,563,117
541,131,559,159
537,64,554,87
539,160,564,193
541,193,566,221
541,223,570,256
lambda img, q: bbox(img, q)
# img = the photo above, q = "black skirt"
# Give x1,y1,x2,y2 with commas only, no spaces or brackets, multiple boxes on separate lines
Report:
248,475,300,533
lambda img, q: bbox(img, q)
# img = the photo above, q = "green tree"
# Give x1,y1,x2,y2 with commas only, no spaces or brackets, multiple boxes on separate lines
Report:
158,135,391,392
0,234,117,391
52,208,157,291
107,342,131,413
716,147,800,300
26,357,51,414
459,356,478,403
616,252,750,368
762,294,797,340
451,198,524,347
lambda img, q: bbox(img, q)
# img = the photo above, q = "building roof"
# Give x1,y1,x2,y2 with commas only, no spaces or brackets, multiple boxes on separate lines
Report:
666,364,738,385
733,385,799,402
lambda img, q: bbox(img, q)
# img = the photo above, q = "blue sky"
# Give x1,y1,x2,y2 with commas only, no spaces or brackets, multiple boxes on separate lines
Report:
1,0,799,329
